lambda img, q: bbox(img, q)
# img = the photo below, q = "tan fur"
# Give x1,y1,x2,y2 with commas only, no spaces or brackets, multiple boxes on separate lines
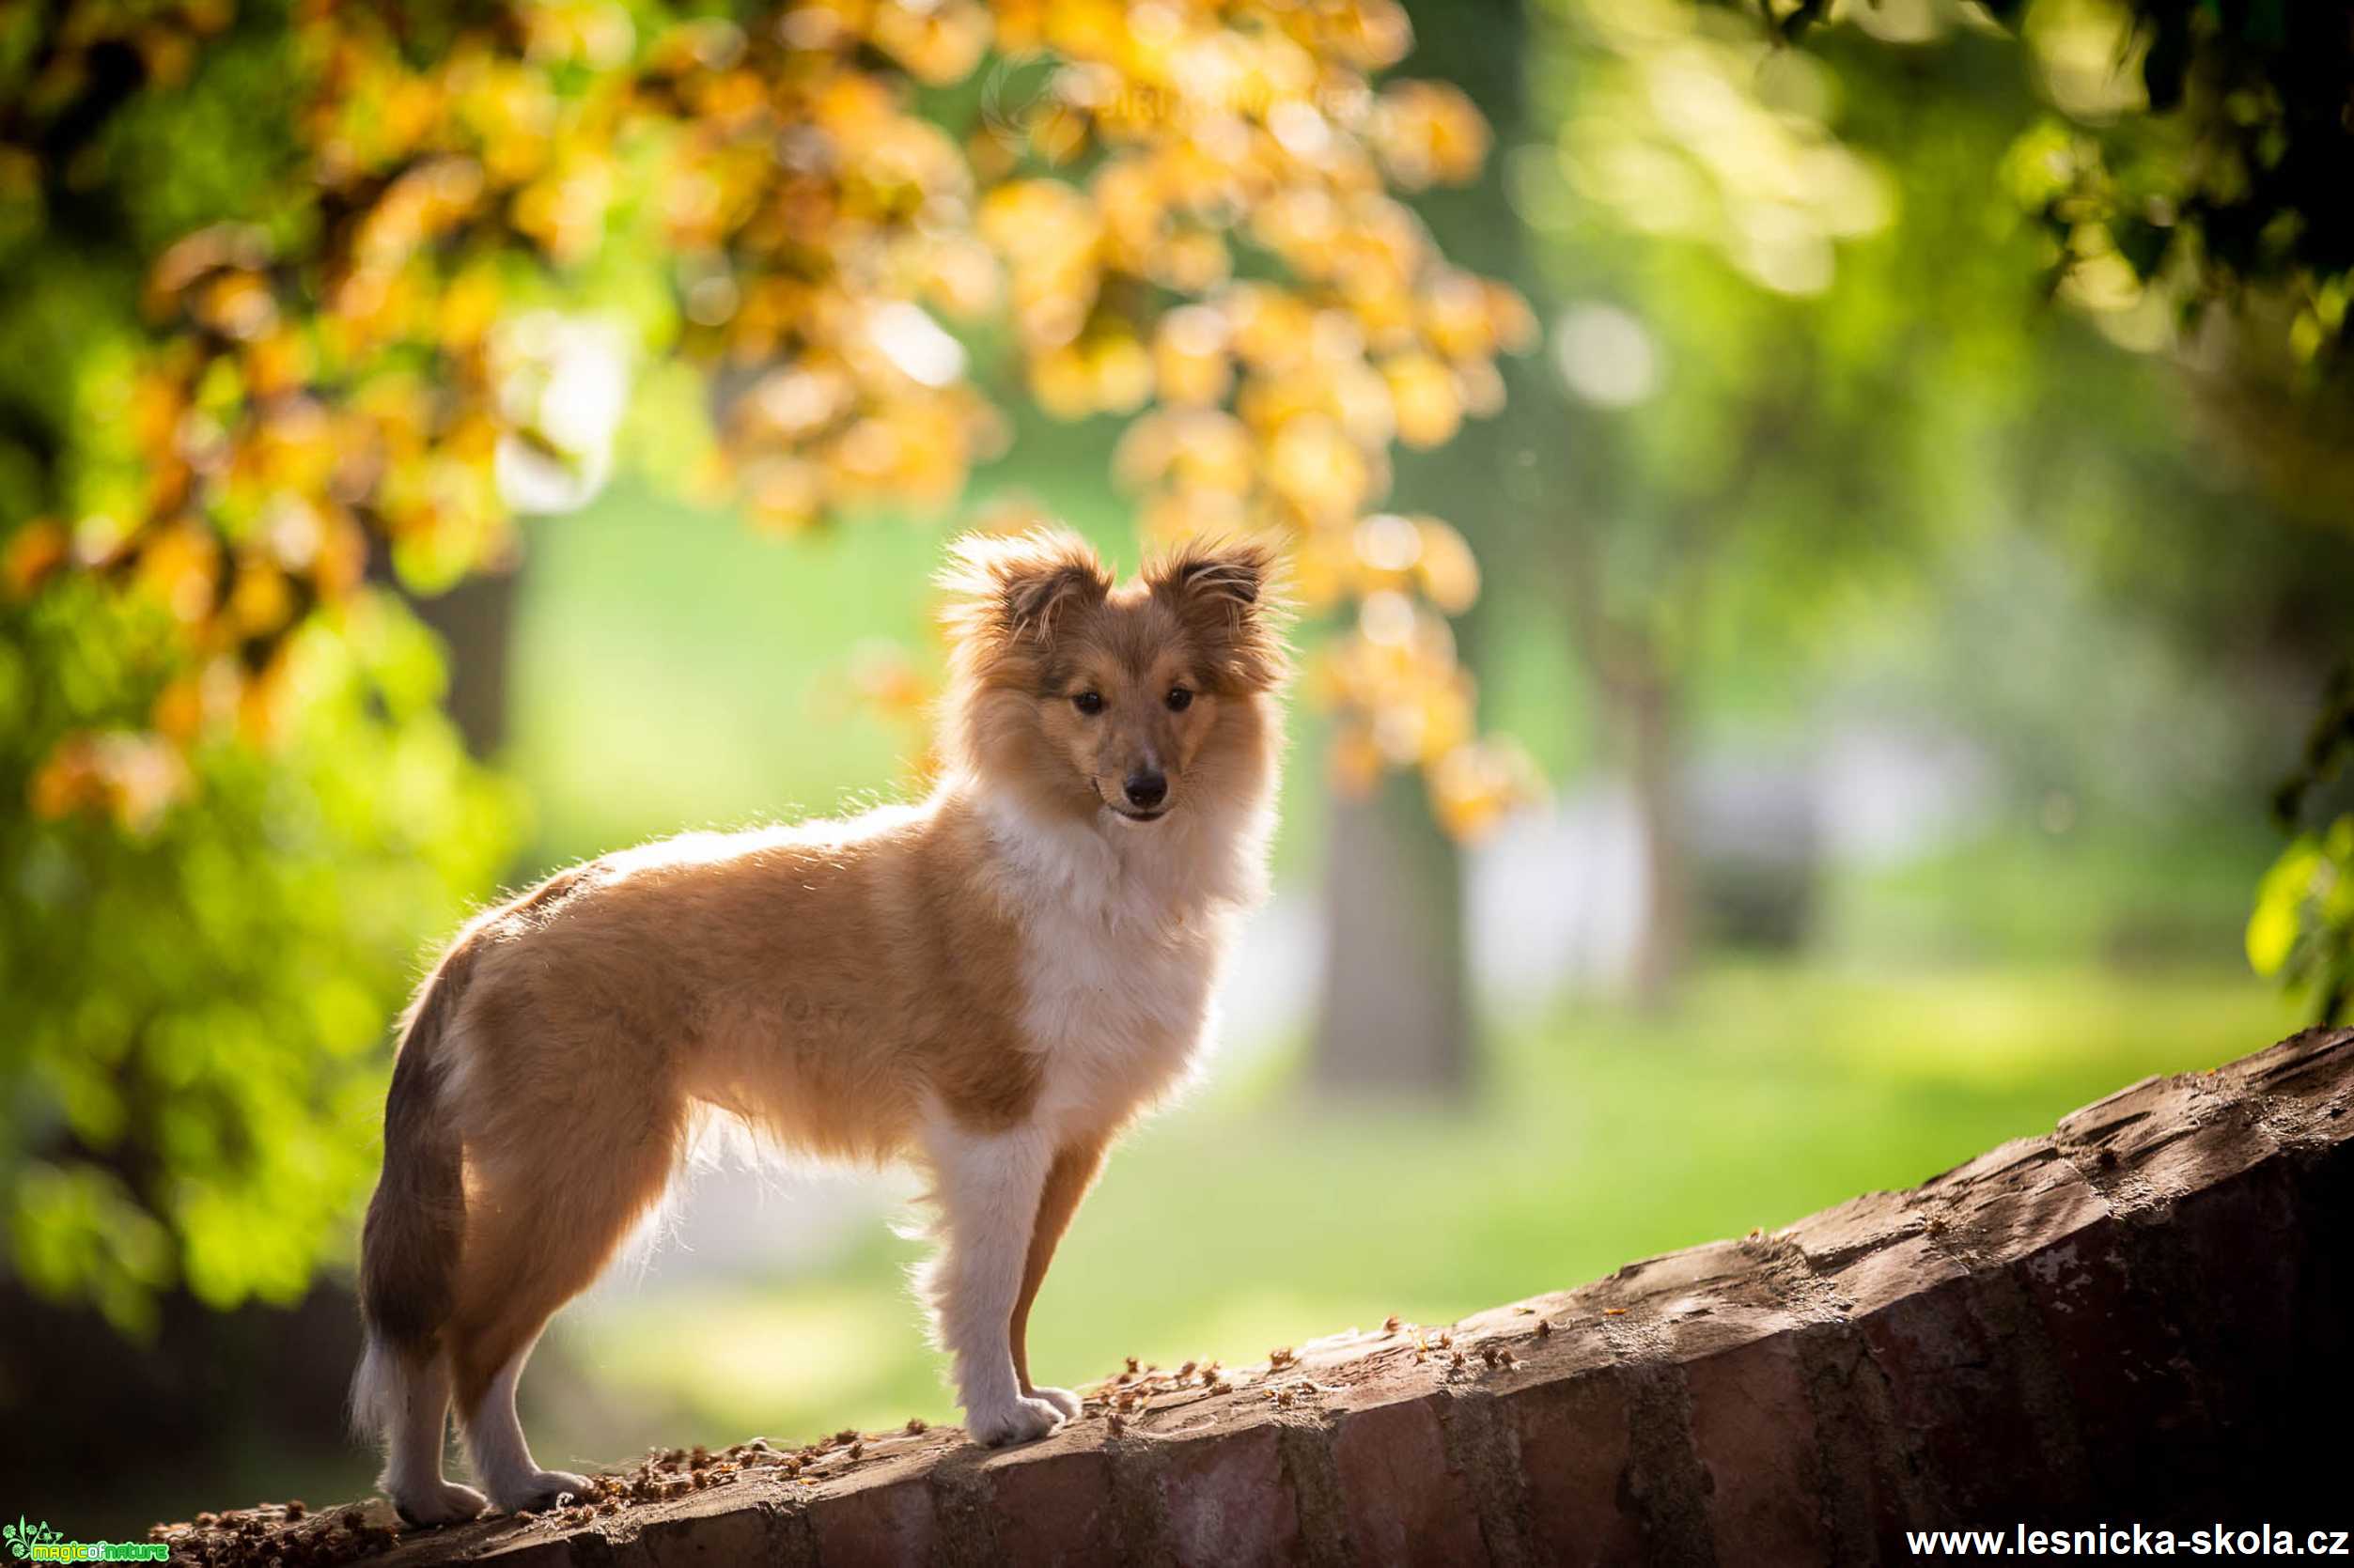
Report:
355,528,1286,1516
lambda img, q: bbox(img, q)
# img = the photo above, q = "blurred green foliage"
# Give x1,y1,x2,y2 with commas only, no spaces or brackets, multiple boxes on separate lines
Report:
2250,672,2354,1023
1769,0,2354,1023
0,0,518,1332
1520,0,2354,1006
1748,0,2354,381
0,582,514,1334
1997,0,2352,378
1508,0,2311,999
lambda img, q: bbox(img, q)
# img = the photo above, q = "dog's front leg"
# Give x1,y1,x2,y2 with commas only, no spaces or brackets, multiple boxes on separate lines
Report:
919,1121,1069,1446
1011,1136,1107,1422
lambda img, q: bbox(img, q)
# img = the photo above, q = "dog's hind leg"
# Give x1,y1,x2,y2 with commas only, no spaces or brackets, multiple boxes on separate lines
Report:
358,1339,486,1525
461,1327,583,1514
445,1095,680,1513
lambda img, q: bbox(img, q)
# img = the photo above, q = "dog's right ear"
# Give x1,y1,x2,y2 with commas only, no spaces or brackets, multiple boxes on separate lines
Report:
938,528,1112,652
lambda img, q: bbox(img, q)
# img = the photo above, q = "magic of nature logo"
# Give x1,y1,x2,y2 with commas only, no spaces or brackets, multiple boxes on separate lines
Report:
4,1516,166,1562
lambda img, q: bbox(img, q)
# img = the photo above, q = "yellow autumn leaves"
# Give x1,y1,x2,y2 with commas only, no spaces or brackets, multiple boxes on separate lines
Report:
18,0,1539,839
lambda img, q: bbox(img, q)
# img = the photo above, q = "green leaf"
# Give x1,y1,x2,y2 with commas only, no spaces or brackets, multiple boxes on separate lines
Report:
2247,837,2320,975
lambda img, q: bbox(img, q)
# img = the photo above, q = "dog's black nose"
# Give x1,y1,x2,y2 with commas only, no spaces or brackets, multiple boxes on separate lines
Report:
1124,771,1168,810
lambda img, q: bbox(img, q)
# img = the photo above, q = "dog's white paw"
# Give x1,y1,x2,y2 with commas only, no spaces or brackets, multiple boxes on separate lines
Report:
487,1469,593,1514
965,1394,1067,1447
391,1481,489,1528
1028,1385,1083,1421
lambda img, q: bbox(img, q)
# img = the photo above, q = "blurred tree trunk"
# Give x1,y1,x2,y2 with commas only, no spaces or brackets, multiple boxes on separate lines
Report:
366,539,521,760
1549,497,1701,1008
1311,0,1549,1095
1314,769,1474,1094
1551,387,1786,1010
1616,651,1690,1009
413,569,521,758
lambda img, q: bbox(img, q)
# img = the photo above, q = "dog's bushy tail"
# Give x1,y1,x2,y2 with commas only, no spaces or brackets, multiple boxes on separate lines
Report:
350,940,475,1443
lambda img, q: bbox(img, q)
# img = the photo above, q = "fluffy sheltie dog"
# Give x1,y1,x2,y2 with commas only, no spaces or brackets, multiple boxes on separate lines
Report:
351,529,1287,1524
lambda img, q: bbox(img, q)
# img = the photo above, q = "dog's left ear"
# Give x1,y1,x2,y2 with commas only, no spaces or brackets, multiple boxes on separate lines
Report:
1147,536,1291,693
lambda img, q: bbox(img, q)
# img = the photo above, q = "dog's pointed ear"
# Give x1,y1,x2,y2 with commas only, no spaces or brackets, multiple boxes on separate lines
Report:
939,528,1112,653
1147,536,1291,693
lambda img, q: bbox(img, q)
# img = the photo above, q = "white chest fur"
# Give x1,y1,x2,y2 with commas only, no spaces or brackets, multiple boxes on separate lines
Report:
977,793,1268,1140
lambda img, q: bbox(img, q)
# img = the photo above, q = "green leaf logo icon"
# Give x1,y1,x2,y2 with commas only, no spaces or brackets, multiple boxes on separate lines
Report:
5,1518,62,1560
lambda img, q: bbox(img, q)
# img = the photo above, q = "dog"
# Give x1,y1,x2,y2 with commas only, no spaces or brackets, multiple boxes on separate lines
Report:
351,528,1288,1524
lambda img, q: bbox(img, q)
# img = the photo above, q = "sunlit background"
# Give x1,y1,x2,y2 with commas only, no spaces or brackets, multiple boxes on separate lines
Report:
4,0,2351,1537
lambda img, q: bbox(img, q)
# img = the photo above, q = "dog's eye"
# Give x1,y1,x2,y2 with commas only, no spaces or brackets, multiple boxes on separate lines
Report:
1165,687,1193,712
1072,691,1104,716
